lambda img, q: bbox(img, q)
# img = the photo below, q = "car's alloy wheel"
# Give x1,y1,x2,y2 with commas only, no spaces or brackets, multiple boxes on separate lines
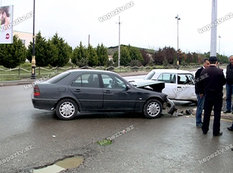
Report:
56,99,78,120
144,99,162,118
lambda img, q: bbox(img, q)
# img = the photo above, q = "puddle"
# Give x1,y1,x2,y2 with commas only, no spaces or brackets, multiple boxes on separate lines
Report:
32,156,84,173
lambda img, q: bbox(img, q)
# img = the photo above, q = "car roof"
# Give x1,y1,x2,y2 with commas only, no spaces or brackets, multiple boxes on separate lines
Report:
150,69,192,74
66,69,117,75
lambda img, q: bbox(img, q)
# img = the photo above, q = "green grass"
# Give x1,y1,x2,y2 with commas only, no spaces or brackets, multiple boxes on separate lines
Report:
97,139,112,146
0,65,66,81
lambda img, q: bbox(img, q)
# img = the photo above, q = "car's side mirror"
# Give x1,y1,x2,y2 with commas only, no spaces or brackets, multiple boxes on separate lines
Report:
126,84,131,90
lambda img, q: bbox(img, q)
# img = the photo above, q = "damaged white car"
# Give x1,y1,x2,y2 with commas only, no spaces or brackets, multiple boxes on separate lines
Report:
127,69,197,102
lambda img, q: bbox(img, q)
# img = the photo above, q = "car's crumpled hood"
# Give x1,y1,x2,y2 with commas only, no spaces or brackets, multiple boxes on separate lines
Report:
129,79,165,93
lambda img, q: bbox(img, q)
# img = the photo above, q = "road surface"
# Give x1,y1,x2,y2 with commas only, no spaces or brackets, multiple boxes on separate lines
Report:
0,85,232,173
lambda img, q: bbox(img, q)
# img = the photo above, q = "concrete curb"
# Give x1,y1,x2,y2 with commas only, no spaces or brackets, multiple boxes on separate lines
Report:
192,108,233,121
0,79,35,87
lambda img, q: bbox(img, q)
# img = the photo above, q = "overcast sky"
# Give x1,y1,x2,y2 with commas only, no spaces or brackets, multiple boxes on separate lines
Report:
1,0,233,56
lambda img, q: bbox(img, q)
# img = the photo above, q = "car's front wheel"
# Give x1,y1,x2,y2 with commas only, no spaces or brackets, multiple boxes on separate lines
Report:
143,99,162,118
56,99,78,120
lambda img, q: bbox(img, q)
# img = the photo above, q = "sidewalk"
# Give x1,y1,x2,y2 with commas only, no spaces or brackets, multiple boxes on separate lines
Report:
192,107,233,121
0,79,35,87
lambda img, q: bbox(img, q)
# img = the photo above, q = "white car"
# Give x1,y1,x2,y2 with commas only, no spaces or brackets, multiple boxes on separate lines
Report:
128,69,197,102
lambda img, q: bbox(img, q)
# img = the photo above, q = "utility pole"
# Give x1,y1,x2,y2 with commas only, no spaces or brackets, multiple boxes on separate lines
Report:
118,16,121,67
210,0,217,57
88,34,90,46
218,35,221,54
31,0,36,79
175,15,181,69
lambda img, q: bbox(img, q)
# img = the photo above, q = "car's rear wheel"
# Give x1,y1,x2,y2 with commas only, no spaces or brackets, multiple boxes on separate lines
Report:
143,99,162,118
56,99,78,120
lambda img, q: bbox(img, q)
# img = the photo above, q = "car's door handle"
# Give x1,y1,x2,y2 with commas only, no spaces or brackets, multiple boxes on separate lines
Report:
104,90,111,94
75,89,81,92
177,86,182,88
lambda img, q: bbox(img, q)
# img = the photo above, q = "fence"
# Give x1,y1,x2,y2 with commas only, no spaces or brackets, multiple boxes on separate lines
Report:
0,66,73,81
0,64,203,81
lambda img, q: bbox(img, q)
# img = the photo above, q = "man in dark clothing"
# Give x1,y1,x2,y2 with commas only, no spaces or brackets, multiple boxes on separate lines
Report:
199,56,226,136
195,59,210,127
226,55,233,131
225,56,233,113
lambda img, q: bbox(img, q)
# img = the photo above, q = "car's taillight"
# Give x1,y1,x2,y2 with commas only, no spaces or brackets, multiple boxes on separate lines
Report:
34,85,40,96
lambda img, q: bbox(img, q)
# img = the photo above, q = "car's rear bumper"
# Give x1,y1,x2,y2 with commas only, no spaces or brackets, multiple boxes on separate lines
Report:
32,97,57,110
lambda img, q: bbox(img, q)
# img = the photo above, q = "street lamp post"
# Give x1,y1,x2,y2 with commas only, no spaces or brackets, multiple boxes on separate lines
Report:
218,35,221,54
118,16,121,67
31,0,36,79
175,15,181,69
210,0,217,57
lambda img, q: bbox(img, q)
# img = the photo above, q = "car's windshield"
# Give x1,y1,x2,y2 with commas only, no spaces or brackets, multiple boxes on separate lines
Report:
145,71,155,80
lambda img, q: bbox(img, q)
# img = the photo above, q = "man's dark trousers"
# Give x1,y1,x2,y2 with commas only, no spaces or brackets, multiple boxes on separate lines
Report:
202,93,222,135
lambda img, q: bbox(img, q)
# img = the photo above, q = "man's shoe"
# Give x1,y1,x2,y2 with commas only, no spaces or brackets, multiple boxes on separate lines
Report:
227,127,233,131
202,130,208,135
223,110,231,113
196,123,203,128
213,132,223,136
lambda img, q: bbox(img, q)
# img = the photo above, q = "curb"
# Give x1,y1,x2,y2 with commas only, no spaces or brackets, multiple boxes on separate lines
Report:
0,79,35,87
192,108,233,121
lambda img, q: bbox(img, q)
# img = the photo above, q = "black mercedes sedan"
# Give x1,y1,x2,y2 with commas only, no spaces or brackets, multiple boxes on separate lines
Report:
32,70,175,120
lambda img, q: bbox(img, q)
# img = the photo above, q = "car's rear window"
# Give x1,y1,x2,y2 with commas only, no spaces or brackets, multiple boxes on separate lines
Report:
47,72,70,84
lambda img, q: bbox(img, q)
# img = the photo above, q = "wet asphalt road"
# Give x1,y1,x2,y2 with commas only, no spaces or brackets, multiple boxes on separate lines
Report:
0,85,233,173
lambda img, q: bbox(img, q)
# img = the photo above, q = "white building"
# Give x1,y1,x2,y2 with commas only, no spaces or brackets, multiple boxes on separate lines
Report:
13,31,32,48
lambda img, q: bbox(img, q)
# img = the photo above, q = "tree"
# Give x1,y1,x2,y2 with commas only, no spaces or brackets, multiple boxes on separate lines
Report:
72,42,88,67
49,33,71,67
153,48,164,65
217,53,228,63
127,45,143,63
192,52,198,64
186,52,192,64
163,47,176,64
113,46,131,66
140,49,152,66
153,47,176,65
47,40,59,66
27,32,50,67
0,35,26,68
96,44,108,66
87,45,98,66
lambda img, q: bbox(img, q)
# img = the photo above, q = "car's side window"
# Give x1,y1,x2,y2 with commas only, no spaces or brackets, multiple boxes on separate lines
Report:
101,74,126,89
178,74,194,85
71,73,100,88
158,73,176,83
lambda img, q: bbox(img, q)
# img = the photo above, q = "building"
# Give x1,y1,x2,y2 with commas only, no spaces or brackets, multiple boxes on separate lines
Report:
13,31,32,48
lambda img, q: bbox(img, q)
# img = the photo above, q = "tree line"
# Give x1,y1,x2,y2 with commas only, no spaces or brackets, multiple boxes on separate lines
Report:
0,32,230,68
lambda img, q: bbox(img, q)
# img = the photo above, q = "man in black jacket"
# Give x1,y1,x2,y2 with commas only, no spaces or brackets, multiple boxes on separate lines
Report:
195,59,210,127
226,55,233,131
225,56,233,113
199,56,226,136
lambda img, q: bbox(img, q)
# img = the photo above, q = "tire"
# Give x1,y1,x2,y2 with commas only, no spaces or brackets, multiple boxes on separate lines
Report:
56,99,78,120
143,99,162,118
